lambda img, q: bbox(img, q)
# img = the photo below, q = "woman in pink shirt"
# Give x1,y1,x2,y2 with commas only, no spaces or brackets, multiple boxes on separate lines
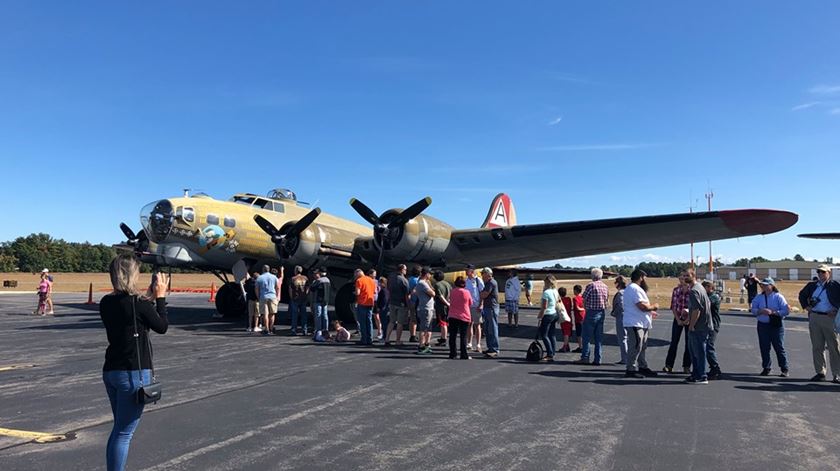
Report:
448,276,473,360
34,272,51,316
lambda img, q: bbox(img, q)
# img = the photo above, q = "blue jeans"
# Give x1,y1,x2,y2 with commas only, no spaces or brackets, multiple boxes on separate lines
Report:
580,309,605,363
314,304,329,333
538,314,558,357
615,315,628,363
483,309,499,353
356,305,373,344
378,305,390,338
290,301,308,334
688,330,709,381
707,329,720,371
757,322,788,370
103,369,151,471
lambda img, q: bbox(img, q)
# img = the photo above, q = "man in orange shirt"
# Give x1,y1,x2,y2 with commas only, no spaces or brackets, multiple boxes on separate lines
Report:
354,268,376,345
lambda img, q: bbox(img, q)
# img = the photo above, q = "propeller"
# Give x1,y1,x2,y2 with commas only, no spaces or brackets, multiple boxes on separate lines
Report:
254,208,322,259
348,196,432,270
118,222,149,255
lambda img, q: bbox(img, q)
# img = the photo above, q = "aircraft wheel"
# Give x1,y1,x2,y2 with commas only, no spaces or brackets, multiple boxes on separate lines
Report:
334,282,357,325
215,282,247,318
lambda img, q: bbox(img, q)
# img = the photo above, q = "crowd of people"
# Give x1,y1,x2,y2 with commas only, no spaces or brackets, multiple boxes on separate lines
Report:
95,254,840,470
238,262,840,384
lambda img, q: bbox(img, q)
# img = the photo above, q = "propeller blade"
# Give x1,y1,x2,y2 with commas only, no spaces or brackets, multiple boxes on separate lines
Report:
388,196,432,228
253,215,281,238
287,208,322,237
119,223,137,242
349,198,380,226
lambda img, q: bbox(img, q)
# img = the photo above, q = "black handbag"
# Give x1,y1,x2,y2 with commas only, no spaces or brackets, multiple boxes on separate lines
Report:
132,296,162,405
765,294,783,328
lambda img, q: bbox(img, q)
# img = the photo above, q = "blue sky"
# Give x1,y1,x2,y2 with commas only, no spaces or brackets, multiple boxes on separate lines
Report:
2,2,840,267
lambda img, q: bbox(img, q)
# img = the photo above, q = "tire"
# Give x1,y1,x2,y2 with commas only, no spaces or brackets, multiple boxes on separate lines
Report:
215,282,247,318
334,282,356,325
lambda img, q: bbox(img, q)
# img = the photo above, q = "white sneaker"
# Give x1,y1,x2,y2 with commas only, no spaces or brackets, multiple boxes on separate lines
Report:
254,326,262,332
376,334,383,340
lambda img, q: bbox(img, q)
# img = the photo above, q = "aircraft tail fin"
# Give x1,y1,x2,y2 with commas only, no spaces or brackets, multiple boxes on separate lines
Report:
481,193,517,228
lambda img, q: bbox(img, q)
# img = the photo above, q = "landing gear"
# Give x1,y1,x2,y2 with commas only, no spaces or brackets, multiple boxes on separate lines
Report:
334,282,357,325
215,282,247,318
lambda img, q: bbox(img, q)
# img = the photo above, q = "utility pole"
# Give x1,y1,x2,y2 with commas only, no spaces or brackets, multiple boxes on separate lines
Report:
706,189,714,280
689,193,697,270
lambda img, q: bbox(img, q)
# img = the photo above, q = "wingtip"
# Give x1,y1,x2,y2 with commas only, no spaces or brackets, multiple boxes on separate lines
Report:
719,209,799,236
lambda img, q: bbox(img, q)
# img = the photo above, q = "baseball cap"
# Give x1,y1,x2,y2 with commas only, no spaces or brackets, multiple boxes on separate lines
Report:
41,268,49,273
759,277,775,285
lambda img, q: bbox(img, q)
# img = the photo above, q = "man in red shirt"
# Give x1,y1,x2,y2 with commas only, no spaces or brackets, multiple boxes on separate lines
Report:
354,268,376,345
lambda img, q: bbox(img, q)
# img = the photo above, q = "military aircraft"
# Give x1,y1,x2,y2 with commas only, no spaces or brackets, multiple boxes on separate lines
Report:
117,188,798,323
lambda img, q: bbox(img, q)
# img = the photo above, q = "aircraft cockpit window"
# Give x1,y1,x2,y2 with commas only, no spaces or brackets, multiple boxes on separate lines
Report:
271,202,285,214
183,208,195,223
223,216,236,228
207,214,220,225
232,196,255,206
253,198,271,209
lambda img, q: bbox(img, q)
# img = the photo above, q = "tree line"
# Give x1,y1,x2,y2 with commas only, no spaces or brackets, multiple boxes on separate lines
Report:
0,233,118,273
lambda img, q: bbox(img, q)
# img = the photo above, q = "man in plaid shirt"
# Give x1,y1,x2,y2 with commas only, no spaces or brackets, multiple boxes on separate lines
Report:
663,276,692,373
575,268,610,365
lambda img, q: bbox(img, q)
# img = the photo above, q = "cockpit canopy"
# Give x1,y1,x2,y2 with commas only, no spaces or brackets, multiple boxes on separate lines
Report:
267,188,297,202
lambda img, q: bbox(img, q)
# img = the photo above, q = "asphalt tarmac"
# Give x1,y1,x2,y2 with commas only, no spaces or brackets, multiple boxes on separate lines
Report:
2,292,840,471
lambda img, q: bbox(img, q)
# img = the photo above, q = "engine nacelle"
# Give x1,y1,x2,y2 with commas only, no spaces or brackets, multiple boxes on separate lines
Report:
377,212,454,265
276,222,323,266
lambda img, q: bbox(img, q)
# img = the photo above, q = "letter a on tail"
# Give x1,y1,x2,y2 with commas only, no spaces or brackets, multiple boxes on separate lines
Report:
481,193,517,228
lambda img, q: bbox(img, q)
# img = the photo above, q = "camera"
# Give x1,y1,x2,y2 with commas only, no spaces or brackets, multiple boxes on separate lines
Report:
808,297,820,308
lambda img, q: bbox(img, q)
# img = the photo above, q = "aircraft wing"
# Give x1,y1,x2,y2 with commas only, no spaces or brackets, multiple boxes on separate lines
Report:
798,233,840,240
450,209,798,268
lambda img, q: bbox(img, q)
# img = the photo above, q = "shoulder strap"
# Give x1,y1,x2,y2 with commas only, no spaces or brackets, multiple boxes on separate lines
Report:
131,296,154,385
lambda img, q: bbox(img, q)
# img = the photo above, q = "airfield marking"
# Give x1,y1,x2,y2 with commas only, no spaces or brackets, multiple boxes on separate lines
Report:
145,382,388,471
0,427,72,444
0,364,36,372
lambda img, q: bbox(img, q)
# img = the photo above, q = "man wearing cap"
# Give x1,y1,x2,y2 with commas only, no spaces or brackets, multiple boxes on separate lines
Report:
575,268,609,366
745,273,759,306
479,267,500,358
464,264,484,352
798,265,840,383
752,277,790,376
309,268,331,342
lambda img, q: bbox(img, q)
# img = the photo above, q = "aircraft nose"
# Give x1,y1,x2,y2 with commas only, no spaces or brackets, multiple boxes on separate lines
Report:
140,199,174,243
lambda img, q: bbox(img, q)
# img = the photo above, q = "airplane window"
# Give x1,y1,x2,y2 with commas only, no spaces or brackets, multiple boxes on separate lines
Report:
254,198,271,209
224,217,236,228
207,214,219,225
183,208,195,223
233,196,255,206
272,202,285,214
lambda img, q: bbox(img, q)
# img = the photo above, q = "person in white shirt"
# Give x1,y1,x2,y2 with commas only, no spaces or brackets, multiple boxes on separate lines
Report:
623,269,660,379
504,270,522,327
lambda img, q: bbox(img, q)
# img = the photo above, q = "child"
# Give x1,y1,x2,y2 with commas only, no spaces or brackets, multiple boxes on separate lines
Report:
331,320,351,343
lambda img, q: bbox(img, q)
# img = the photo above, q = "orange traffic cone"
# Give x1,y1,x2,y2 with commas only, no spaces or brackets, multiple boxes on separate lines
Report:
208,282,216,302
85,283,96,305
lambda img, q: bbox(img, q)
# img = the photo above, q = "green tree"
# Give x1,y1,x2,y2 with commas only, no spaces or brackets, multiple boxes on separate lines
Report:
794,254,805,262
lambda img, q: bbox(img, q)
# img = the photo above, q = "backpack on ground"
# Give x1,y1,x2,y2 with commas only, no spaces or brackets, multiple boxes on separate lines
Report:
525,340,544,362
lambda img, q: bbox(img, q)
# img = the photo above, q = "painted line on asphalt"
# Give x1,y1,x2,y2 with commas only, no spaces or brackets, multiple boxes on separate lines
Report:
0,427,73,444
145,382,387,471
0,364,36,372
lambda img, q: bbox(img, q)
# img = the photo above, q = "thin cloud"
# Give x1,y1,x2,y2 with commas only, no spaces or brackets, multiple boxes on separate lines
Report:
809,84,840,95
536,143,665,152
547,116,564,126
830,108,840,115
791,102,821,111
